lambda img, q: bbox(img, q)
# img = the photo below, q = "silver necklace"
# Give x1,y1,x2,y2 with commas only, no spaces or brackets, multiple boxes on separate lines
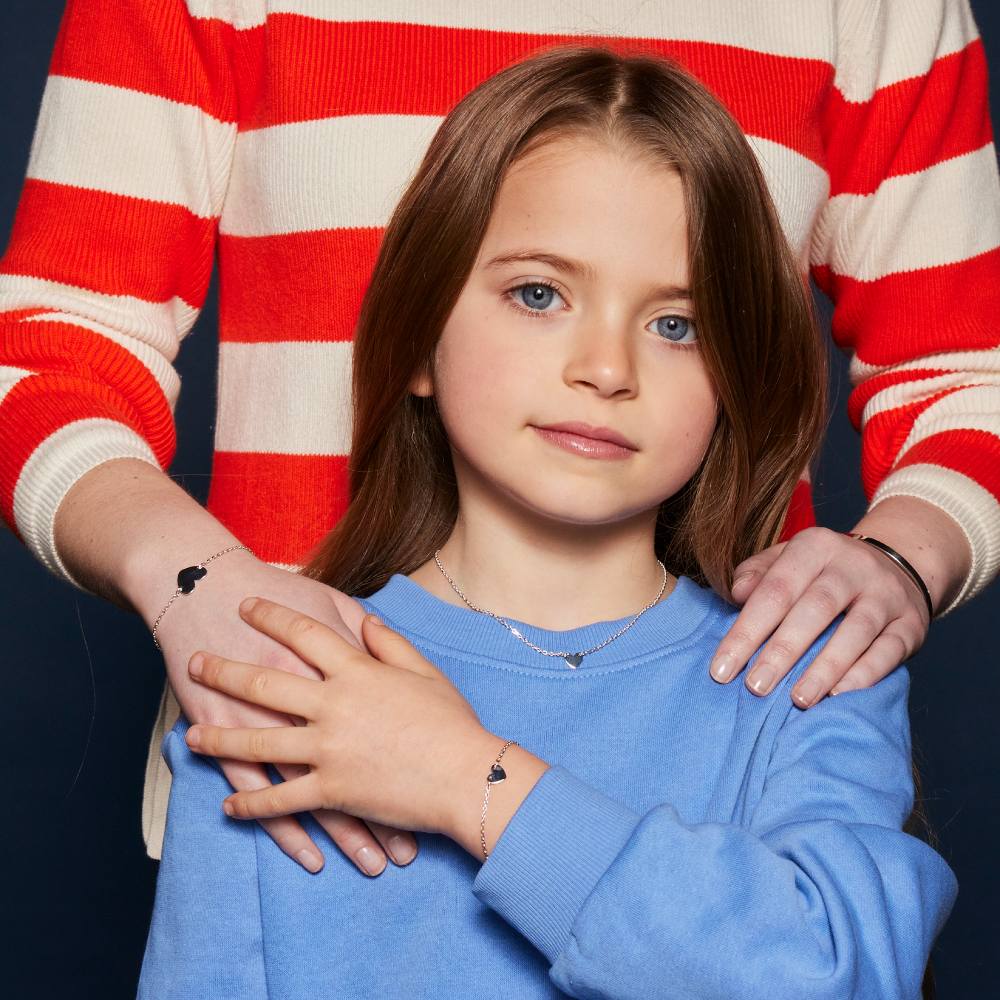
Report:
432,549,669,669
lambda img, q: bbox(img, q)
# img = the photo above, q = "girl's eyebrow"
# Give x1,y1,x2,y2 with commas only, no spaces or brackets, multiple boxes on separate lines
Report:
483,249,692,300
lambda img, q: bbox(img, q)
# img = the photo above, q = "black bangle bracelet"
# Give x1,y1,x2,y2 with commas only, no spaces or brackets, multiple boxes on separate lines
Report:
845,532,935,622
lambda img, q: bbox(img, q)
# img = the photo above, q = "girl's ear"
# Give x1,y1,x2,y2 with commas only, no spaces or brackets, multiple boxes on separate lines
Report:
408,364,434,397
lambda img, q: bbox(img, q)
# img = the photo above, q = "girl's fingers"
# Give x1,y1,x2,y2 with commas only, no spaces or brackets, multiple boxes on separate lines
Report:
829,627,914,696
237,597,361,678
786,600,891,707
221,769,328,821
186,720,315,765
189,651,324,719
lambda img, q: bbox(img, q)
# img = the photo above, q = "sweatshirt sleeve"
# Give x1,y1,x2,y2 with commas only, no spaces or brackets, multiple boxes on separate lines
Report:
0,0,250,594
809,0,1000,618
472,664,958,1000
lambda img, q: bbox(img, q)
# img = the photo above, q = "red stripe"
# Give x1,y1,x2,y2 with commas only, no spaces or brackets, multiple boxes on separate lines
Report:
894,428,1000,503
245,18,830,164
823,40,992,196
778,479,816,542
218,228,383,342
858,386,970,498
49,0,239,122
0,179,215,307
812,247,1000,363
207,451,351,565
0,321,176,535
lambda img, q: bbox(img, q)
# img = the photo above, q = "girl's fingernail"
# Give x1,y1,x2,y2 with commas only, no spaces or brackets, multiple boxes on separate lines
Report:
366,614,384,628
186,726,201,747
732,573,754,592
223,800,234,816
296,849,323,873
189,653,204,676
240,597,258,614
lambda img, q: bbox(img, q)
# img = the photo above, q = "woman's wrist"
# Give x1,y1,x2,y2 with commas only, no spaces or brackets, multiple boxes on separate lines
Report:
850,495,973,617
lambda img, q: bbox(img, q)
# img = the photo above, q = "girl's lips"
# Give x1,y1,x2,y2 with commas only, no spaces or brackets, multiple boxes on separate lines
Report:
532,425,636,459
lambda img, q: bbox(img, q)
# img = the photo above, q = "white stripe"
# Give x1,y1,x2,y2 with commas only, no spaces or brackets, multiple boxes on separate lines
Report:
809,144,1000,280
0,273,198,355
850,347,1000,387
266,0,834,60
893,385,1000,460
12,420,161,591
215,341,353,453
747,136,830,268
871,463,999,618
0,365,33,408
185,1,267,29
19,312,181,410
221,113,828,255
27,76,236,218
860,367,1000,425
833,0,979,103
221,114,442,236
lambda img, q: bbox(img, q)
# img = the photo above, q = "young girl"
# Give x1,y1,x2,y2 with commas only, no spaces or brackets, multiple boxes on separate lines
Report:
138,45,956,999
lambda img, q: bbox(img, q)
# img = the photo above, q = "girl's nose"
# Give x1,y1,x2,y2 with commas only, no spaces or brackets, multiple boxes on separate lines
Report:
563,320,639,399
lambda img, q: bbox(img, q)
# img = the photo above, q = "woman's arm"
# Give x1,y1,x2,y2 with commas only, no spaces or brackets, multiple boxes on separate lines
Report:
463,650,957,1000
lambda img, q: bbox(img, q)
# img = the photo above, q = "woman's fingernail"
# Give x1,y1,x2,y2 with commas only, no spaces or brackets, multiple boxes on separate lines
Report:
732,573,754,593
748,666,775,695
793,677,820,707
366,614,384,628
389,835,416,865
357,846,386,876
296,849,323,873
710,652,738,682
240,597,258,614
188,653,204,677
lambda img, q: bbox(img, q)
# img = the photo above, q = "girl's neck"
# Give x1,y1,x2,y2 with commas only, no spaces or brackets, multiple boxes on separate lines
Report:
406,519,676,631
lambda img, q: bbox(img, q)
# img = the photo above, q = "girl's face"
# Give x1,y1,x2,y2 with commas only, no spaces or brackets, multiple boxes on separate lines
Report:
411,133,718,536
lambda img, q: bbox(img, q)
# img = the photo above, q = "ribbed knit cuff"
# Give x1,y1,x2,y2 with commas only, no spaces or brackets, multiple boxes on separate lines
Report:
471,764,641,965
870,463,1000,618
11,417,162,595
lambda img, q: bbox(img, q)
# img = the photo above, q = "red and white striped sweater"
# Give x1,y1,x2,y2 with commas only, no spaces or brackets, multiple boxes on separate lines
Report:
2,1,999,859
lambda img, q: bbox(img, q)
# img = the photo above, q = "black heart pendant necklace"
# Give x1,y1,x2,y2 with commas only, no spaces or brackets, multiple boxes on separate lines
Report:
431,551,669,669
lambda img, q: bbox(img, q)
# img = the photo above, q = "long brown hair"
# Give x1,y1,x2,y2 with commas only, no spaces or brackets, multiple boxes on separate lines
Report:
301,43,828,599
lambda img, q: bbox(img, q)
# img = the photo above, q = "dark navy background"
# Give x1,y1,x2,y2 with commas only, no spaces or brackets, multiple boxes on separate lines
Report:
1,2,997,996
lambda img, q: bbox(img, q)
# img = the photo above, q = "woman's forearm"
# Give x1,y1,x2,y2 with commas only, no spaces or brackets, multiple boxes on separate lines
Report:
852,494,973,617
52,457,251,622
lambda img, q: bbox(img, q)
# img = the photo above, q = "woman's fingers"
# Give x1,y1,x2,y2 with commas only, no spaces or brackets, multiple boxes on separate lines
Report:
189,651,324,719
783,600,892,707
829,626,915,695
215,757,329,874
710,544,829,685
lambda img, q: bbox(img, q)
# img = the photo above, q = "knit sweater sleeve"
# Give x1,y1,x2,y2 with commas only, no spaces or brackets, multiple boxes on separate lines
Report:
472,659,957,999
0,0,250,594
809,0,1000,617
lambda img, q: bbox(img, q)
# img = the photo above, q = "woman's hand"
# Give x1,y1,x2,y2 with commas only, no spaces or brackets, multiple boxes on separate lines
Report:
180,598,493,839
709,526,931,709
155,557,420,876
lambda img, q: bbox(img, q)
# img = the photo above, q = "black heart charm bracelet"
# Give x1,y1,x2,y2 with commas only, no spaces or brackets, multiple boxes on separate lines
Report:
151,544,254,650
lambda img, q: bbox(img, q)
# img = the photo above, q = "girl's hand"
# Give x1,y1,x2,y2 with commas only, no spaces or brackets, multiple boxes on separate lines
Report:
155,559,420,876
182,598,492,839
709,526,931,709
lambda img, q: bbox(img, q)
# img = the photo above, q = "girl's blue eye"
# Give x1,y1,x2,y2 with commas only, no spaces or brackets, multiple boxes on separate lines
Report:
652,315,697,345
512,282,562,312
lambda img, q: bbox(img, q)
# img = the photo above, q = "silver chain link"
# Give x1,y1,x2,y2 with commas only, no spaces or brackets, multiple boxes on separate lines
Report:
432,549,668,666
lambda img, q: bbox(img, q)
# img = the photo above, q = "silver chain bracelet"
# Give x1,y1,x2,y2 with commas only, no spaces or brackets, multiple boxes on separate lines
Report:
481,739,519,861
151,544,254,650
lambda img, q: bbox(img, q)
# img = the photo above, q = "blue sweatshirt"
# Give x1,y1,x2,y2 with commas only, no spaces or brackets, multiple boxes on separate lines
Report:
138,572,957,999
